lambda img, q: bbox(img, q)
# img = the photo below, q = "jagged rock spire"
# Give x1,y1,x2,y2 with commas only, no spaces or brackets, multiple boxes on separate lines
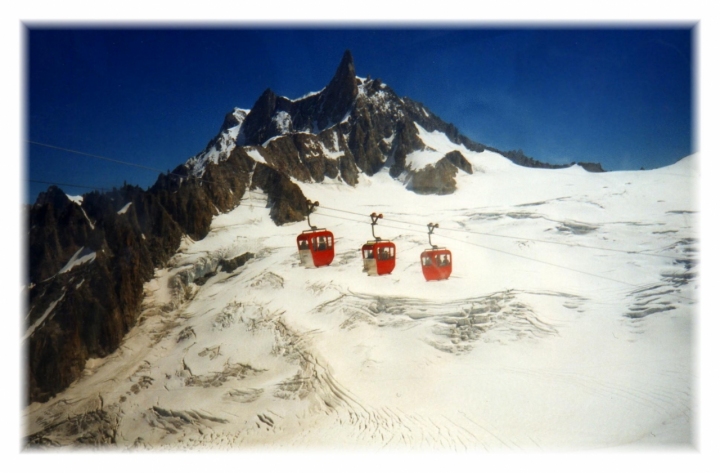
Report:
241,51,359,145
317,50,358,129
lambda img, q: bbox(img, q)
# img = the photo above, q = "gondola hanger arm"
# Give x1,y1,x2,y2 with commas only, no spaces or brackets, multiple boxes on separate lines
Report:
370,212,384,240
306,200,320,230
427,222,439,248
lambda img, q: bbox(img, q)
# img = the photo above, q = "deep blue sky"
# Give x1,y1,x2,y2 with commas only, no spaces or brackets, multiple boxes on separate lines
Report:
25,27,694,203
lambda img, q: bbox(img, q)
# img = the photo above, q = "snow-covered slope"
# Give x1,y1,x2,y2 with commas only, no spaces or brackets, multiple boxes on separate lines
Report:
405,123,467,170
24,148,698,450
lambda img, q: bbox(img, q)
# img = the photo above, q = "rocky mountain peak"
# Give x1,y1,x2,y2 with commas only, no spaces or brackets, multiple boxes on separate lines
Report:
328,49,356,90
240,52,360,146
317,49,358,128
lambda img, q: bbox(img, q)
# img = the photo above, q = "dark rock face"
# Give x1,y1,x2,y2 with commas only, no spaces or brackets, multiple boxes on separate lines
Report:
28,187,97,283
443,150,473,175
317,49,358,130
242,89,293,146
26,194,155,403
250,162,309,224
25,147,308,404
242,50,359,147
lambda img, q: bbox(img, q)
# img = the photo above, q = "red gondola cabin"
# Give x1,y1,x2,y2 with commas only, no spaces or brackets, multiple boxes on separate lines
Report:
420,248,452,281
362,212,396,276
297,229,334,268
362,240,396,276
420,223,452,281
296,200,334,268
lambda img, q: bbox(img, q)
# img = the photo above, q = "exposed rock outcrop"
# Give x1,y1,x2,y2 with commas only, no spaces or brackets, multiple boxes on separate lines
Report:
219,252,254,273
443,150,473,175
406,151,473,195
317,49,359,130
28,187,97,283
577,162,606,173
250,162,310,225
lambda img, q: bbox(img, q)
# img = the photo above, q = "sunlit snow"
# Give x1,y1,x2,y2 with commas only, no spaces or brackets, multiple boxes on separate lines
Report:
117,202,132,215
405,122,475,171
289,89,324,102
58,247,97,275
318,131,345,160
272,111,292,134
68,196,96,229
245,148,266,164
23,292,65,342
24,149,697,451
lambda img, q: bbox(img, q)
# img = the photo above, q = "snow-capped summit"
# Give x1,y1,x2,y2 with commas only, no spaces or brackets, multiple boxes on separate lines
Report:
184,50,604,197
239,49,359,147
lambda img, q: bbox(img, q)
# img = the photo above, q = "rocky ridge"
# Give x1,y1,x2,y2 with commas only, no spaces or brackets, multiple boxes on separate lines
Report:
25,150,309,403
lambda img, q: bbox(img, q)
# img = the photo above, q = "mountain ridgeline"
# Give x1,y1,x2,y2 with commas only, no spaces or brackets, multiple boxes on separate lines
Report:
24,50,604,404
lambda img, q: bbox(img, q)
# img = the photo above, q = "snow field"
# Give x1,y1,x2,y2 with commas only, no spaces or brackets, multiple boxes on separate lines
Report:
23,147,698,450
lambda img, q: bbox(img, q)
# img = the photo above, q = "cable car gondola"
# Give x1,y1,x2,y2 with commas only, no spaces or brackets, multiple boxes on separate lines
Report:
296,200,334,268
420,223,452,281
361,212,396,276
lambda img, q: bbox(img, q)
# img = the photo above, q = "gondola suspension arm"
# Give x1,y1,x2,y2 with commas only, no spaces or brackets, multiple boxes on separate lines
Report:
306,200,320,230
427,223,439,248
370,212,384,241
